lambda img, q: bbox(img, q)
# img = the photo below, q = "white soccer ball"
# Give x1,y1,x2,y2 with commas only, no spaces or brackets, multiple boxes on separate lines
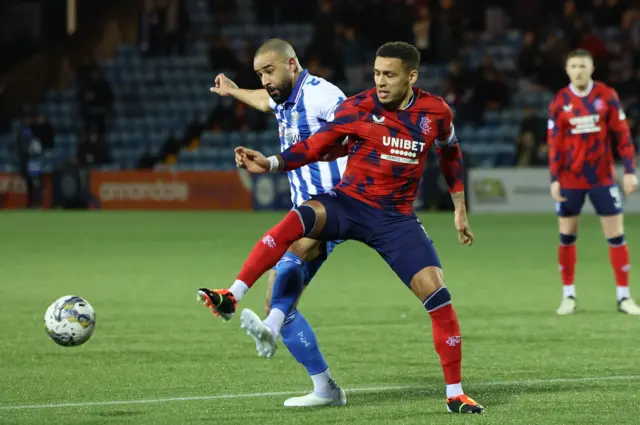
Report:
44,295,96,347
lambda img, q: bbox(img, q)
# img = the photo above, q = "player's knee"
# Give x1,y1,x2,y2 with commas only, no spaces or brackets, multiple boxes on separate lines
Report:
289,238,323,262
293,205,317,237
297,200,327,238
560,233,577,246
410,266,445,302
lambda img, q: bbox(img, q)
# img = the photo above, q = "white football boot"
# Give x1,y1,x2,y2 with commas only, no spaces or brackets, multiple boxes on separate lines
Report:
284,388,347,407
240,308,278,358
556,296,577,315
618,298,640,315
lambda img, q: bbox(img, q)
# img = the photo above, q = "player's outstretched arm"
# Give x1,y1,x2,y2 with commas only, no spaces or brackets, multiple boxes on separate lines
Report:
210,73,272,112
273,101,356,172
276,125,349,171
234,124,350,174
235,146,271,173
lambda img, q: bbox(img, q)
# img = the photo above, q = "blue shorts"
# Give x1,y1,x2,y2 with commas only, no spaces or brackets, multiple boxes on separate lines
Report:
310,190,441,287
272,235,341,286
556,185,623,217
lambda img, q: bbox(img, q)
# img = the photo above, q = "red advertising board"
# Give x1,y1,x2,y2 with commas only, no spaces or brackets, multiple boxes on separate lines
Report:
0,173,52,209
89,170,252,210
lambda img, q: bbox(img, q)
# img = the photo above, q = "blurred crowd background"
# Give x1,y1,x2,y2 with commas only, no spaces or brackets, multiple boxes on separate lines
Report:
1,0,639,176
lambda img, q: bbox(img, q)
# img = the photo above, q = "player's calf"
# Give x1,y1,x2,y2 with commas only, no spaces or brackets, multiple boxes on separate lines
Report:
265,270,277,316
600,214,640,313
263,252,305,338
557,233,578,315
411,267,484,413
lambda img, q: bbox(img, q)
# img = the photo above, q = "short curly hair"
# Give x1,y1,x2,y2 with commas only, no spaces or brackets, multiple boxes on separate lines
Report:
376,42,420,71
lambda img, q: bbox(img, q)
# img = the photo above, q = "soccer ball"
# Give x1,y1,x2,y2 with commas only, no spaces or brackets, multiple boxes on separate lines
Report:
44,295,96,347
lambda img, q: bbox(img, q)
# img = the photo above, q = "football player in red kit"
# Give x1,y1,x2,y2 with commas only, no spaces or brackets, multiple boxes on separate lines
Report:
198,42,484,414
548,49,640,315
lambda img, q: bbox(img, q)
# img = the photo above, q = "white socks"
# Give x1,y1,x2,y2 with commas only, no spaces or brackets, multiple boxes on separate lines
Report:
446,383,464,398
563,284,576,298
263,308,286,338
617,286,630,301
311,369,338,396
563,285,631,301
229,280,249,302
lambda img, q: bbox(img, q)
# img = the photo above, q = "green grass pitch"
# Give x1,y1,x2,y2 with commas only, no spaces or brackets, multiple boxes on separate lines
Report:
1,211,639,424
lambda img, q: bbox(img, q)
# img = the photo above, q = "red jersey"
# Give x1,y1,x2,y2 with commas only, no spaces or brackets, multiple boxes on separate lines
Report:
279,87,464,215
547,80,635,189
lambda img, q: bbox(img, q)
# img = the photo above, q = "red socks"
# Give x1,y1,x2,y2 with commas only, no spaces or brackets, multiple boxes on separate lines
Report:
429,303,462,385
558,244,577,286
609,241,630,287
236,210,305,288
559,233,631,292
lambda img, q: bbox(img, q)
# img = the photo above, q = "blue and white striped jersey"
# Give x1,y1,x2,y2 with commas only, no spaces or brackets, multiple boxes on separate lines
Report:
269,70,347,207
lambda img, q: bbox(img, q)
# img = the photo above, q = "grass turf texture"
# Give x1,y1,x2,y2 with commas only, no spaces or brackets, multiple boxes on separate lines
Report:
1,211,639,424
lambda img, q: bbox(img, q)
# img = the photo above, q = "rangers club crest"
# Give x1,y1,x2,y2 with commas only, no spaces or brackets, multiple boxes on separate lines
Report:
594,98,604,111
419,116,432,135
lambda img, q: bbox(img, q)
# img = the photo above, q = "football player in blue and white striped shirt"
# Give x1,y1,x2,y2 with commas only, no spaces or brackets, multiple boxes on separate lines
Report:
205,39,347,407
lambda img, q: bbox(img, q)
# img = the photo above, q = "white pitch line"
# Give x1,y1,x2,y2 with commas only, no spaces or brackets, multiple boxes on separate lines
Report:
1,375,639,411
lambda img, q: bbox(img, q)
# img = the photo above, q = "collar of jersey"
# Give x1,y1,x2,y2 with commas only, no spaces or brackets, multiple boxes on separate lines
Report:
401,90,416,110
569,80,594,97
373,87,417,111
284,69,310,105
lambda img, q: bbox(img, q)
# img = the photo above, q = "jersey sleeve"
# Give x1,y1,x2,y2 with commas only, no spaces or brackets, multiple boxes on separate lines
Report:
434,100,456,147
315,84,347,123
433,101,464,193
607,88,636,174
279,99,357,171
547,98,564,182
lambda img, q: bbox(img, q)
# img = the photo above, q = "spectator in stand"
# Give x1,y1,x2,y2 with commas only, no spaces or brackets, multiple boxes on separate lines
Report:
164,0,191,56
14,113,43,208
594,0,626,27
207,36,239,73
413,6,431,63
622,1,640,49
76,67,113,136
472,55,510,117
518,31,543,81
208,0,236,26
538,31,570,91
340,26,367,87
76,131,110,167
444,59,477,123
434,0,463,62
31,112,55,150
514,105,547,167
206,102,235,134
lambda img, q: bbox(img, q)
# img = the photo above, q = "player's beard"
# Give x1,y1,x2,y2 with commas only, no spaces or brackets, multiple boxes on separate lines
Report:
267,80,294,104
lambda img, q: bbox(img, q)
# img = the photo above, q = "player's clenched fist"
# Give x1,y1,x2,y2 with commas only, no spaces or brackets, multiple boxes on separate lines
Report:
550,181,568,202
623,173,638,196
210,73,238,96
235,146,270,174
454,210,473,246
